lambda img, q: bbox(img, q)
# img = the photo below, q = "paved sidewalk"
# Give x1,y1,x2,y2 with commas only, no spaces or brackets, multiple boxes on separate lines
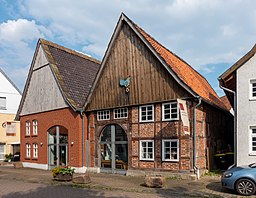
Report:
0,166,252,197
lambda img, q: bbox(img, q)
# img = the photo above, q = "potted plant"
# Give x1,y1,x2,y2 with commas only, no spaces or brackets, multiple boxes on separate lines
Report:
52,166,75,181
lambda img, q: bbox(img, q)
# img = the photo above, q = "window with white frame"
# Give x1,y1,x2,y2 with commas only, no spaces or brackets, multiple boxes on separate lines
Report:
33,143,38,158
114,108,128,119
0,97,6,110
139,105,154,122
140,140,154,160
97,110,110,121
250,79,256,100
250,126,256,153
33,120,38,135
26,144,31,158
26,121,30,136
162,139,179,161
162,102,179,121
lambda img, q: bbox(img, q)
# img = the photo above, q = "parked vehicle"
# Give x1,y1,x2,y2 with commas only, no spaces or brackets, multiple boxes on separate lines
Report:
221,163,256,196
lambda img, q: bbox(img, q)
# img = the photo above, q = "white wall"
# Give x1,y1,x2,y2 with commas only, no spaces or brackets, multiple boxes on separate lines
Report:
237,53,256,166
0,70,21,114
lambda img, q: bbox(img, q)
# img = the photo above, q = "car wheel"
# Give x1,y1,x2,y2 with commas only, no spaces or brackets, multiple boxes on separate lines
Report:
235,179,256,196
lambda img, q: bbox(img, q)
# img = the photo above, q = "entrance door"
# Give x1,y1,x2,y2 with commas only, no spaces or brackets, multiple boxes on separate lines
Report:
100,125,128,173
48,126,68,169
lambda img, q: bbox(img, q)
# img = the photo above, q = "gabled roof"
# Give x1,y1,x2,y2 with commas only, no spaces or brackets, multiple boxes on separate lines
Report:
0,68,22,95
220,95,232,111
218,44,256,107
16,39,100,119
85,13,226,110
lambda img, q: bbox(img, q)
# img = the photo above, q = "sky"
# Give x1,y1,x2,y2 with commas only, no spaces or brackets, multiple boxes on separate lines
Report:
0,0,255,96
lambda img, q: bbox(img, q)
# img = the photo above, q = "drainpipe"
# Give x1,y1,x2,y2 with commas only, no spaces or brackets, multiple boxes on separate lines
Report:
194,96,202,179
86,113,90,168
219,81,237,166
79,110,85,168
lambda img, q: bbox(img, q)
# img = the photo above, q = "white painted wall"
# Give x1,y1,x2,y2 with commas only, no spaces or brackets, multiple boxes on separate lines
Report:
0,70,21,114
237,53,256,166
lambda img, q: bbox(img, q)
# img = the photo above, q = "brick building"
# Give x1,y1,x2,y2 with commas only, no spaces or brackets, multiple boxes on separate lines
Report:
16,39,100,171
17,14,233,177
84,14,233,176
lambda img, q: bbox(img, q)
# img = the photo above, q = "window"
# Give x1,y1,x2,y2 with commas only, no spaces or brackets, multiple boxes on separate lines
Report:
33,143,38,158
114,108,128,119
33,120,38,135
0,97,6,110
26,121,30,136
97,110,110,121
140,140,154,160
139,105,154,122
162,139,179,161
250,126,256,153
6,122,16,136
26,144,31,158
250,79,256,100
162,102,179,121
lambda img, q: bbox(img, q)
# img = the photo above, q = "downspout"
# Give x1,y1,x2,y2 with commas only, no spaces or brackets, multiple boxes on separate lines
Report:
194,96,202,179
79,110,85,168
219,81,237,166
86,113,90,168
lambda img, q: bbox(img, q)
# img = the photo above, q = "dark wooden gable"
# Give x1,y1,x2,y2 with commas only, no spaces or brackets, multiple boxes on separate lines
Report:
87,23,190,111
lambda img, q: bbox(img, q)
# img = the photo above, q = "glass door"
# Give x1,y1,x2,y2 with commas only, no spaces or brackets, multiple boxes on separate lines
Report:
100,125,128,173
48,126,68,169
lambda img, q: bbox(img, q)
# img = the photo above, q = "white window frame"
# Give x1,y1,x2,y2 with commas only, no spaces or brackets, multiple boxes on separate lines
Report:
26,121,30,136
249,79,256,100
139,105,154,122
33,143,38,158
0,97,6,110
250,126,256,154
162,139,179,162
97,110,110,121
140,140,154,161
33,120,38,135
114,108,128,119
26,144,31,158
162,102,179,121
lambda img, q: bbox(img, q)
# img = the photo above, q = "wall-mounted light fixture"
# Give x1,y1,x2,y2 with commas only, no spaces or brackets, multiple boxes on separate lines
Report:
40,142,43,146
71,141,74,146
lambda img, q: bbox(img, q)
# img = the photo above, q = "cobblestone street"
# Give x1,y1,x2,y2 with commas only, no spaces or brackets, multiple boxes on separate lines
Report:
0,166,253,197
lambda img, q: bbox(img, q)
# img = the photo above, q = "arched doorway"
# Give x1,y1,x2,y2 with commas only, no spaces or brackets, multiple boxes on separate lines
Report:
48,125,68,170
100,124,128,173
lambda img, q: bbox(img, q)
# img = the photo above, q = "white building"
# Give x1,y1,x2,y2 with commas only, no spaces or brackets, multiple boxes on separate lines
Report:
0,68,22,161
219,44,256,166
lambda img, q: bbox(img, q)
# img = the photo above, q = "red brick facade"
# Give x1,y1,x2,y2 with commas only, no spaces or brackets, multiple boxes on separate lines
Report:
20,108,87,168
89,101,233,173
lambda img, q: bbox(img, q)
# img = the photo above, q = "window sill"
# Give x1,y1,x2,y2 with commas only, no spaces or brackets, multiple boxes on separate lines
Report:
31,134,38,137
249,153,256,156
139,159,154,161
162,119,179,122
32,158,38,160
162,160,179,162
25,157,31,160
249,98,256,101
25,135,31,138
139,120,154,123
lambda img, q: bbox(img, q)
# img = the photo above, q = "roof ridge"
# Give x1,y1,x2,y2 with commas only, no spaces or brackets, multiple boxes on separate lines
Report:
132,23,216,94
124,14,226,110
39,38,101,65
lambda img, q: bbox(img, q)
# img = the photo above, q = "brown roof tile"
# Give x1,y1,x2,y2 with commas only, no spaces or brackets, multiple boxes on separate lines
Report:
130,19,226,110
40,39,100,110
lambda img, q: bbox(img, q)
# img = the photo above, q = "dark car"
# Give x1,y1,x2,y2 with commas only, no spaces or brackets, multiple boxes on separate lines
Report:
221,163,256,196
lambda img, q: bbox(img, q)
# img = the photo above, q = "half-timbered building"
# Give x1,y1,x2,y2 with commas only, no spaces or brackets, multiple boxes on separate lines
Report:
84,13,233,176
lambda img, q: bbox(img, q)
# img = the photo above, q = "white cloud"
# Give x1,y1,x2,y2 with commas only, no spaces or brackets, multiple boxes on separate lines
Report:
1,0,256,92
0,18,52,90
